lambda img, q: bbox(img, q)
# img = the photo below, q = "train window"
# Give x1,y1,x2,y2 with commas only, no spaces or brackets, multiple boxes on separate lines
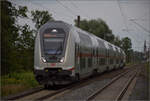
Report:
43,38,64,55
103,58,106,65
78,32,92,48
101,58,105,65
121,59,123,63
115,47,119,53
116,59,119,64
80,57,86,69
107,50,109,57
88,58,92,67
110,59,113,64
98,58,105,65
98,39,105,49
108,44,113,50
42,28,66,56
97,49,99,64
75,43,78,65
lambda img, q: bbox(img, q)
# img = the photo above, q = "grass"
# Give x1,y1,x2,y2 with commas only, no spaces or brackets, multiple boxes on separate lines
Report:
145,62,150,78
126,62,136,67
1,71,39,97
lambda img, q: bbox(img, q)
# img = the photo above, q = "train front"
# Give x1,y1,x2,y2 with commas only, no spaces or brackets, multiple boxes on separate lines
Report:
34,21,75,86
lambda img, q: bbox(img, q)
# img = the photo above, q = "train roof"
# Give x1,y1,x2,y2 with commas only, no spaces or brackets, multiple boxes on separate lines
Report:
40,21,123,52
39,21,72,35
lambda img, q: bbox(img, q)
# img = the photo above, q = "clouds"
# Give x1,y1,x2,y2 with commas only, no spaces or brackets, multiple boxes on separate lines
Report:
12,0,150,51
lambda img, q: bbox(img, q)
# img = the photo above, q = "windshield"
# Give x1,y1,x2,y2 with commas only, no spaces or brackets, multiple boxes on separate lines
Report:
43,37,64,55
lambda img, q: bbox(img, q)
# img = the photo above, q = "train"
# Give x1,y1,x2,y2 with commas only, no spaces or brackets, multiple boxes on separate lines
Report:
34,21,126,87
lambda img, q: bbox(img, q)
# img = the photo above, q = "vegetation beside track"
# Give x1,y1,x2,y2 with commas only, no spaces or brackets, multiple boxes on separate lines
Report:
1,71,39,97
145,62,149,78
126,63,134,67
1,0,144,98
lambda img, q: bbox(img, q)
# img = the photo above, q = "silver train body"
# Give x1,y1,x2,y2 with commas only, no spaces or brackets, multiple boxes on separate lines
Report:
34,21,126,85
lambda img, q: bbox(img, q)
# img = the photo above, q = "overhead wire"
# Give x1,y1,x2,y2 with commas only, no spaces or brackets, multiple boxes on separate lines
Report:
11,0,75,21
131,20,150,34
31,1,74,21
116,0,146,51
69,0,90,19
130,20,150,44
116,0,140,41
117,0,130,33
55,0,77,16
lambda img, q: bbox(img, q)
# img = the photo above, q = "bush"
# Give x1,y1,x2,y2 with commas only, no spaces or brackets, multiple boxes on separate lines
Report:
1,71,39,97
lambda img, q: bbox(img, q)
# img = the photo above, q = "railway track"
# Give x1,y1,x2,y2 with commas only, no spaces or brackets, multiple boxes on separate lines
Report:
86,66,140,101
3,86,44,100
3,66,135,101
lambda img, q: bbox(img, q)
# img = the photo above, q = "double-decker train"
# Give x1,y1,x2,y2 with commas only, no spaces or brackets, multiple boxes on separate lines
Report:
34,21,126,87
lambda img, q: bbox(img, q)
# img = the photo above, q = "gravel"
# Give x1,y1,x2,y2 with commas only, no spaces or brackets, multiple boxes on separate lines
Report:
50,67,129,101
53,79,111,100
128,64,149,100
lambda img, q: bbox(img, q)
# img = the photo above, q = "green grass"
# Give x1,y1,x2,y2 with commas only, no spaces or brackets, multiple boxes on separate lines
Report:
1,71,39,97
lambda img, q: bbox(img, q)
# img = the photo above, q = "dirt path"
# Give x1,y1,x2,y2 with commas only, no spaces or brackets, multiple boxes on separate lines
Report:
129,63,149,100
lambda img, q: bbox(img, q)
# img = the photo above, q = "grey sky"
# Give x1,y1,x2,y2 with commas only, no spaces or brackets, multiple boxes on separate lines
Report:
12,0,150,52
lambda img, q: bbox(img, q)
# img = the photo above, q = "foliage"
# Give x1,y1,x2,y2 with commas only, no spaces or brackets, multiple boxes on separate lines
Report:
31,10,54,29
1,0,28,74
16,24,35,70
1,0,54,75
1,71,39,97
121,37,132,53
121,37,132,63
113,36,122,47
75,19,114,43
1,2,53,97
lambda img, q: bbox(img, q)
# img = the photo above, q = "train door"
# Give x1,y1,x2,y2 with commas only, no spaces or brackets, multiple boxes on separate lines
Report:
88,48,94,73
106,49,109,70
79,47,87,78
101,49,106,72
93,48,97,69
75,43,80,74
96,48,99,69
85,47,92,76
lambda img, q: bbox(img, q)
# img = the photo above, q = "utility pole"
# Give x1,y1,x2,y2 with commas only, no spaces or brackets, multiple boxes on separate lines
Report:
77,15,80,27
144,40,147,60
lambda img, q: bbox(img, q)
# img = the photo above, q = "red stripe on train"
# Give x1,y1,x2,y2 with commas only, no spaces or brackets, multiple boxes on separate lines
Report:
68,67,75,71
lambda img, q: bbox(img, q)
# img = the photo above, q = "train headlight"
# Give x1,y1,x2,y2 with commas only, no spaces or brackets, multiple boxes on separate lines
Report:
60,57,64,63
41,57,46,63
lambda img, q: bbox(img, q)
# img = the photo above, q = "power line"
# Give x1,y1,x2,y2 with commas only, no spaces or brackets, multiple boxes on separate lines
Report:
69,0,90,19
117,0,130,33
31,1,74,20
117,1,139,40
116,0,148,51
10,1,75,25
55,0,77,16
11,0,74,21
130,20,150,34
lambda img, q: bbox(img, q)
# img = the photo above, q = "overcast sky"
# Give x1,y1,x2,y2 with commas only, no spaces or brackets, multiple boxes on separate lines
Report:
12,0,150,52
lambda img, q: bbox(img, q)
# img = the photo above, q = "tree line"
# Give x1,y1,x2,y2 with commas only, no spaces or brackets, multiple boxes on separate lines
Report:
74,19,133,63
1,0,138,75
1,0,53,75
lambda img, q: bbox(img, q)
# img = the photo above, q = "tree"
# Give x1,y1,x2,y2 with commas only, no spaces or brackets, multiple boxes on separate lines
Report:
1,0,29,74
121,37,132,63
74,18,114,43
1,1,54,75
113,36,122,47
16,24,35,70
31,10,54,29
121,37,132,53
